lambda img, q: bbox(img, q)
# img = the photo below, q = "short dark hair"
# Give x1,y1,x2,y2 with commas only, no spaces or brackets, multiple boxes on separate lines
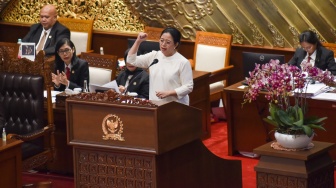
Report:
299,30,321,47
55,38,77,64
160,27,181,48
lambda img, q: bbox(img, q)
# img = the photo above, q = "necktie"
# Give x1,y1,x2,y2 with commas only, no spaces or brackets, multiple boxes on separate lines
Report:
307,56,311,63
124,75,133,91
36,31,47,52
66,66,71,80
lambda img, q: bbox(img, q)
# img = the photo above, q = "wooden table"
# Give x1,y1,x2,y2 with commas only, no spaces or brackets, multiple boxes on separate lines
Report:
254,141,335,187
0,139,23,188
224,81,336,160
46,70,211,174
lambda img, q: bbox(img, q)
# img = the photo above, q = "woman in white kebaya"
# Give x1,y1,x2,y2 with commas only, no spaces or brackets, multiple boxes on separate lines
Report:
127,27,193,105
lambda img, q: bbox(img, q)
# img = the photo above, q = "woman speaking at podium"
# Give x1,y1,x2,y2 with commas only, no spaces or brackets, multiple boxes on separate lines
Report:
126,27,193,105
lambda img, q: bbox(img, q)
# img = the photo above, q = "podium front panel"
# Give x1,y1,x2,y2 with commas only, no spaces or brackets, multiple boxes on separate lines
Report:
66,100,202,154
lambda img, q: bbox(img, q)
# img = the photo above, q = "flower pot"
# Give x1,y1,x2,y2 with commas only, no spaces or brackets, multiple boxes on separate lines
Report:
274,131,314,149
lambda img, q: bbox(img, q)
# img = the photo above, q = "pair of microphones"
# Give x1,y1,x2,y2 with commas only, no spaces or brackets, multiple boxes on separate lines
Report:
124,58,159,95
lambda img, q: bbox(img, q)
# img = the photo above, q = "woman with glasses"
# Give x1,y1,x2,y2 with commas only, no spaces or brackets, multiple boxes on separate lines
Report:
52,38,89,91
126,27,193,105
288,30,336,75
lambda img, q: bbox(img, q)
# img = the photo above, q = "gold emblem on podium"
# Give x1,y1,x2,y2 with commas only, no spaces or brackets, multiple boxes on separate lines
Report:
102,114,125,141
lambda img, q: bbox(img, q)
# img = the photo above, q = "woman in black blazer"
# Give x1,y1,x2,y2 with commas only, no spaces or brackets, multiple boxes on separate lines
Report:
288,30,336,75
51,38,89,91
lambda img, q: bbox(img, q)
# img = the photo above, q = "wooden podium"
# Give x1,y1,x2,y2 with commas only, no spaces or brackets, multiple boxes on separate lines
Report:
66,93,242,187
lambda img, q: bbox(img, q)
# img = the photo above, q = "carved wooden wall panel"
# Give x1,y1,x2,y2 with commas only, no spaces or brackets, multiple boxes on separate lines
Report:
0,0,335,48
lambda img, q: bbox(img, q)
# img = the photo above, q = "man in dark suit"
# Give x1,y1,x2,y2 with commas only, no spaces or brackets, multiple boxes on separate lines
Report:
22,4,70,56
288,30,336,75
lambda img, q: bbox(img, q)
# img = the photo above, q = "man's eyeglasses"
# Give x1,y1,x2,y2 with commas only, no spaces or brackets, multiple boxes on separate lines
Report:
58,48,72,55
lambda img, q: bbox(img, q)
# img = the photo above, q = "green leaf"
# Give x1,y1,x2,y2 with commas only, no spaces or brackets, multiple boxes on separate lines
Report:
292,106,303,126
277,110,293,126
302,126,313,137
263,117,278,127
304,116,328,124
307,124,326,131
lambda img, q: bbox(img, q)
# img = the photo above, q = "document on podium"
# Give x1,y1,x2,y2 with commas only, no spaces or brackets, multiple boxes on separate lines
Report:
89,80,120,93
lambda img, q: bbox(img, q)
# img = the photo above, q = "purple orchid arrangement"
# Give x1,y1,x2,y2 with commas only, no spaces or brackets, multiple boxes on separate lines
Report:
242,59,336,136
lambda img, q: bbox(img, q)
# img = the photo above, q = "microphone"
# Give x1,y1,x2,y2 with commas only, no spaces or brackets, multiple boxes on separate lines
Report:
124,59,159,95
148,59,159,68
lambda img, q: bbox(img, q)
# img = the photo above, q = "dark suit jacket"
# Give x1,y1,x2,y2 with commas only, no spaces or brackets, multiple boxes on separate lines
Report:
23,21,70,56
116,68,149,99
288,46,336,75
54,57,90,91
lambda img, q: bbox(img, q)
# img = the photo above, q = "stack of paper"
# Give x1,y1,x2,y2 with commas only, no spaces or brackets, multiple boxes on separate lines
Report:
312,92,336,101
293,82,328,97
89,80,120,93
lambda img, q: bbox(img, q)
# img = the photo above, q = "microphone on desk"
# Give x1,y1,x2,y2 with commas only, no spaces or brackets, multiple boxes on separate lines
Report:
124,59,159,95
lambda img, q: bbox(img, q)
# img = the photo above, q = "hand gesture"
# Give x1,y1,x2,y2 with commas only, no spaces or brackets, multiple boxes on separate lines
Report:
137,32,148,42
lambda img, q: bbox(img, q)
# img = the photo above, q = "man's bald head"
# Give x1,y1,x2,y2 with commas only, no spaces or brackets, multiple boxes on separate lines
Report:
39,4,57,30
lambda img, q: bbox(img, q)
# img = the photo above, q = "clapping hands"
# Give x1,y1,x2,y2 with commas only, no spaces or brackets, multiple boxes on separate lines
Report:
51,70,68,87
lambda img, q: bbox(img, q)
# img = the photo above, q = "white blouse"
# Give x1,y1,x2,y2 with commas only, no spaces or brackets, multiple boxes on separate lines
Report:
127,51,193,105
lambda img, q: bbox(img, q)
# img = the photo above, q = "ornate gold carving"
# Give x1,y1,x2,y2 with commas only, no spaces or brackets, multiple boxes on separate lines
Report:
102,114,125,141
228,22,243,44
0,0,145,32
248,23,264,46
1,0,336,46
309,28,326,43
289,26,301,48
268,24,284,48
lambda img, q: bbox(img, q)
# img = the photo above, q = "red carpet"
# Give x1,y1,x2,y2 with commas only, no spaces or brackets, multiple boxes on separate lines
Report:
22,121,336,188
22,171,74,187
203,121,258,188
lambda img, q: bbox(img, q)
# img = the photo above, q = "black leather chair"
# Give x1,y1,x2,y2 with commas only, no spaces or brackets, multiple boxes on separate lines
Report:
0,49,55,171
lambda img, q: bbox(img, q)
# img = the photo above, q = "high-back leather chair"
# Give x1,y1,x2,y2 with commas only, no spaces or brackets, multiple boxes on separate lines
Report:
193,31,234,112
58,18,94,56
81,52,118,88
0,49,55,171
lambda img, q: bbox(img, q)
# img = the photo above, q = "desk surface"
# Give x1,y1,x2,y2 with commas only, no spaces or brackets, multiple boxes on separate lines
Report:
0,139,23,151
254,141,335,161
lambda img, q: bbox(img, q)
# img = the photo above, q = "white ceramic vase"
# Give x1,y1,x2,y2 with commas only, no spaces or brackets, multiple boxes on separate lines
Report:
274,131,314,149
